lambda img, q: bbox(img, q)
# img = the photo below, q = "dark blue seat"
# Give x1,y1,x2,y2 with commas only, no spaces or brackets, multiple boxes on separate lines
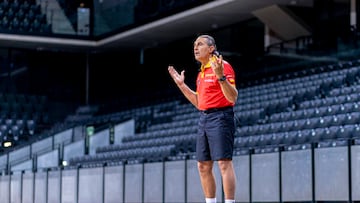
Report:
308,128,326,143
269,112,285,122
284,143,312,151
258,134,273,146
320,115,343,127
304,117,322,129
321,126,339,141
279,121,293,132
291,119,308,131
338,103,355,114
336,125,355,140
234,136,249,148
321,105,339,116
253,124,270,135
316,139,348,148
289,110,306,120
253,146,280,154
268,122,283,134
248,135,261,148
342,112,360,125
281,131,298,146
345,67,360,84
294,129,312,145
351,124,360,139
236,126,250,137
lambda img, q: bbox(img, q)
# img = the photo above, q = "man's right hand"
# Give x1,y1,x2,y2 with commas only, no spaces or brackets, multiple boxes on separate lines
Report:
168,65,185,86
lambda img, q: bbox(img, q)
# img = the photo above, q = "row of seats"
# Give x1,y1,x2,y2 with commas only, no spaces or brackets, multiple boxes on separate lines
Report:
122,125,197,142
237,95,360,139
0,15,51,33
0,5,43,22
0,101,47,114
237,112,360,137
240,60,358,88
238,64,358,102
0,93,47,104
238,63,359,99
146,117,198,132
299,92,360,109
98,133,196,154
328,83,360,97
69,144,178,166
0,0,37,12
235,124,360,149
269,101,360,123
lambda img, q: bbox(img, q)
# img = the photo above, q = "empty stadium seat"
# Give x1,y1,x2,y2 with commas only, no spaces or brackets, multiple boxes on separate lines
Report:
342,112,360,125
336,125,355,140
26,119,35,135
281,131,298,146
321,126,339,141
269,133,284,146
234,136,249,148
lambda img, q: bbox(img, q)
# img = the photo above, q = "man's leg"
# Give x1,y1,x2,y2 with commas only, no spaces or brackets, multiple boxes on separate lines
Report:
218,159,236,201
198,160,216,202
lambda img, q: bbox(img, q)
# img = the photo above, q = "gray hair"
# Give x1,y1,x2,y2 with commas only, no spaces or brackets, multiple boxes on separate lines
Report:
197,34,217,50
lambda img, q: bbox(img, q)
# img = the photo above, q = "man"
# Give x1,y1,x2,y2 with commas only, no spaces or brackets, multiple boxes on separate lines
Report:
168,34,238,203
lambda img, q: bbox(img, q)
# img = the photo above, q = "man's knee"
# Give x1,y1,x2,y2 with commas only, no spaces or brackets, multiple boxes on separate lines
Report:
217,159,233,172
198,161,213,173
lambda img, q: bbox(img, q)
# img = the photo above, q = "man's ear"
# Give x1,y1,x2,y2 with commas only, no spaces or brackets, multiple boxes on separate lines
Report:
210,46,216,55
212,50,220,57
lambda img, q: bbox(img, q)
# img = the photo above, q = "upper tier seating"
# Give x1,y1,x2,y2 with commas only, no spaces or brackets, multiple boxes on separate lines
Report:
0,0,51,33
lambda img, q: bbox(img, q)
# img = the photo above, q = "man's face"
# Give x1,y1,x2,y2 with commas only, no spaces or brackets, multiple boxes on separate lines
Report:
193,37,214,63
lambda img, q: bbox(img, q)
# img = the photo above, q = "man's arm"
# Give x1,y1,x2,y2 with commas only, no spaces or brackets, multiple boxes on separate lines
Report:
211,56,238,104
168,66,198,108
218,79,238,104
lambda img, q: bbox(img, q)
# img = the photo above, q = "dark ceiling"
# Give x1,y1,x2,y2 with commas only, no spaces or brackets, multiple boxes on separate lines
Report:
0,0,314,53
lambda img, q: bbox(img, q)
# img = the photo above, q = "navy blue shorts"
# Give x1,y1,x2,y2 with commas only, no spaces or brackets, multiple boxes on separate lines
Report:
196,107,235,161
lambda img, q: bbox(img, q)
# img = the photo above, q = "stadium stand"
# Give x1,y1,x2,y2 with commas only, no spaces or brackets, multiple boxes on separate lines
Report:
0,0,360,202
39,58,358,169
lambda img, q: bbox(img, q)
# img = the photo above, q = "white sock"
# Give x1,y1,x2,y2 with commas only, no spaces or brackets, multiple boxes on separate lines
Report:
225,199,235,203
205,197,216,203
